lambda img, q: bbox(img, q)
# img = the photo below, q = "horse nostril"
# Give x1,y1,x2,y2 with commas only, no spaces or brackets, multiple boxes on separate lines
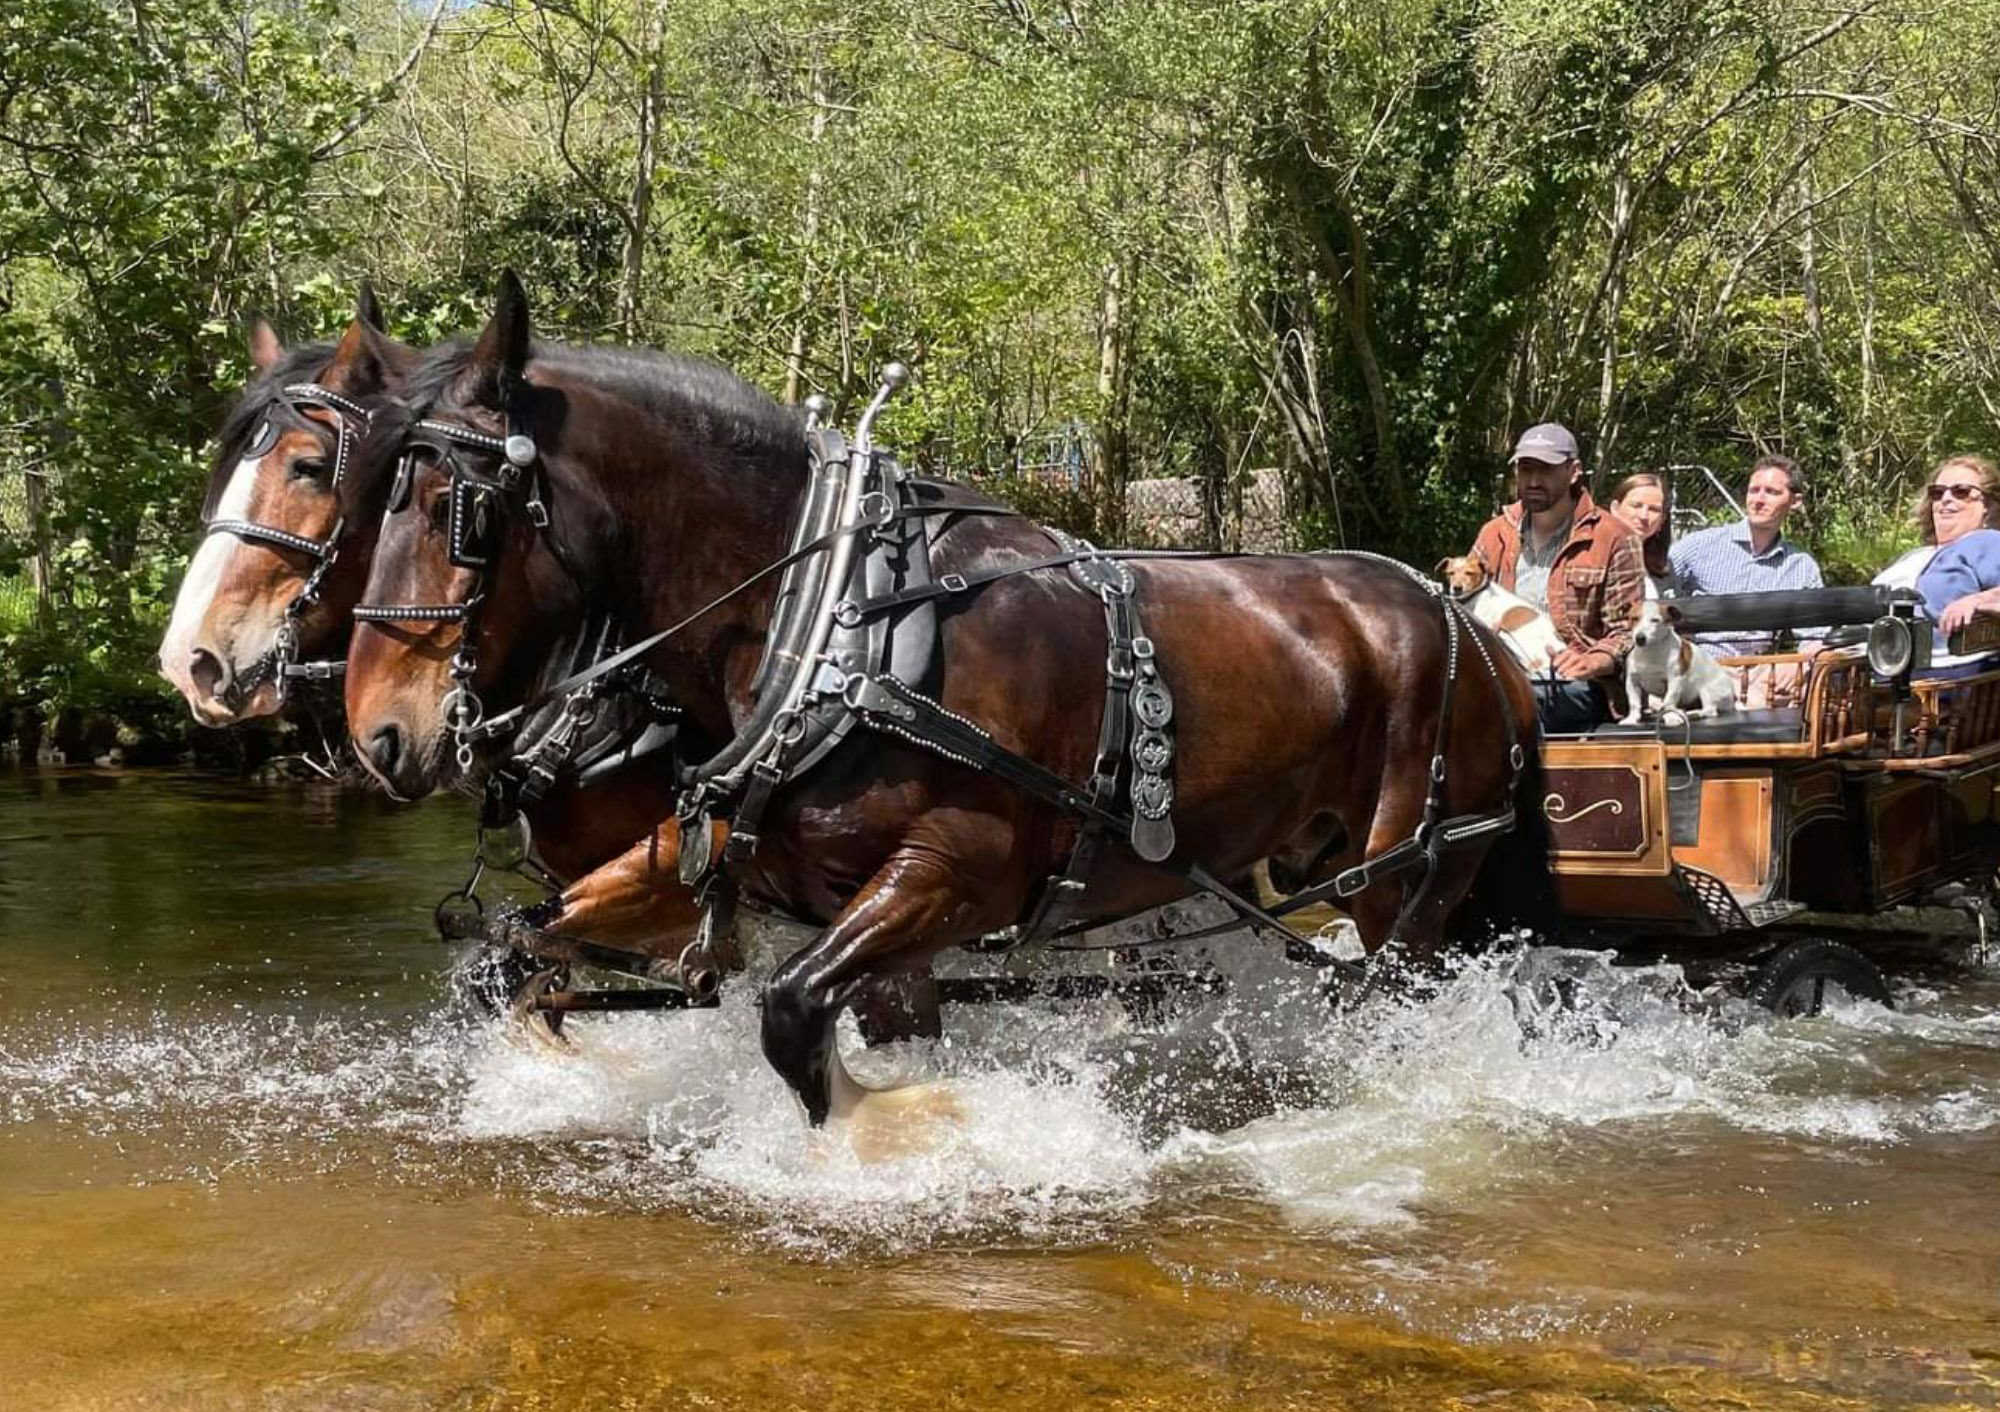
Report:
189,647,229,703
369,724,403,780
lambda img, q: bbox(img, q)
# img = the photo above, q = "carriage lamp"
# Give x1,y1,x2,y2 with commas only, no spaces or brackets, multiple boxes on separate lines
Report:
1867,599,1931,755
1866,603,1930,681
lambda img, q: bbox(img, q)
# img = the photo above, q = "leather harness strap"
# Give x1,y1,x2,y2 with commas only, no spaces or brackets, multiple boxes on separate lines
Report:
378,378,1520,982
1011,545,1141,945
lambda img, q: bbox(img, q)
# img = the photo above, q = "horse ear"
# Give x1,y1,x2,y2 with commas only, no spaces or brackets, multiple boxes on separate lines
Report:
248,319,283,373
327,313,412,392
463,269,532,405
356,281,386,332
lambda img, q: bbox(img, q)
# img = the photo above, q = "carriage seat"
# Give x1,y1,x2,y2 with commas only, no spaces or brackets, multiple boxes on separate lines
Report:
1580,707,1803,745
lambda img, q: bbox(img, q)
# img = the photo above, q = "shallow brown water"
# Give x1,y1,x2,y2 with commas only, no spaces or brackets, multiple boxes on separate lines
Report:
4,771,1999,1410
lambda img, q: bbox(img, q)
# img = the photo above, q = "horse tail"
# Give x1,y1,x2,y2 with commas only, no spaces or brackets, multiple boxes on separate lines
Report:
1453,716,1561,947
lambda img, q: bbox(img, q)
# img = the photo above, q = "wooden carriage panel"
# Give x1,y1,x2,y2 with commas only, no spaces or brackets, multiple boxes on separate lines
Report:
1780,764,1863,911
1672,769,1773,893
1863,775,1945,904
1553,872,1701,921
1542,741,1670,876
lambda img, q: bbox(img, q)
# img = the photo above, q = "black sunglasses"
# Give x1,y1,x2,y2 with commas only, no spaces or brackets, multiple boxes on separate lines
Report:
1928,483,1987,503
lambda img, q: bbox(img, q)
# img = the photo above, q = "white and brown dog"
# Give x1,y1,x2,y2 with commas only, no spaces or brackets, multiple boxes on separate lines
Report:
1436,555,1567,675
1621,599,1737,723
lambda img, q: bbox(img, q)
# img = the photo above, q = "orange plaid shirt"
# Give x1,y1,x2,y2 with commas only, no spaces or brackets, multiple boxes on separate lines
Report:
1469,489,1644,680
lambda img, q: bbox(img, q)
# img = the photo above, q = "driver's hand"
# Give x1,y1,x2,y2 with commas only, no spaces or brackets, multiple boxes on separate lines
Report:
1553,646,1599,680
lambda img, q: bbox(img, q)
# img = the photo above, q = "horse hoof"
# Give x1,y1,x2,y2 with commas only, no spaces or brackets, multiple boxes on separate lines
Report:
507,966,575,1054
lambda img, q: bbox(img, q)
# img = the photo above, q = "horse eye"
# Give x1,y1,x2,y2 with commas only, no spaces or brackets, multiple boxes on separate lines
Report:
290,456,329,480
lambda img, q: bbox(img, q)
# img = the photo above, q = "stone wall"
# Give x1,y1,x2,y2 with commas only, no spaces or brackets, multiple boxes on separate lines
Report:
1123,468,1288,551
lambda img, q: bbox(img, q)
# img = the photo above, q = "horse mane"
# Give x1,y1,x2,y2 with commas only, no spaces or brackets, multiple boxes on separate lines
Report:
200,341,337,521
401,338,805,468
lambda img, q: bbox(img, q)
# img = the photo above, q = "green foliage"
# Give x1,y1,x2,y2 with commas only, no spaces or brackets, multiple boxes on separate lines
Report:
5,0,2000,731
0,0,370,720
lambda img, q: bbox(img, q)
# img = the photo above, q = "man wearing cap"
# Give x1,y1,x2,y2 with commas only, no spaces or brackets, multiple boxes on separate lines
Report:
1469,423,1645,731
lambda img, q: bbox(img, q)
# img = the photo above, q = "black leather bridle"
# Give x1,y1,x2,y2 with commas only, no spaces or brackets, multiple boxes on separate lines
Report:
351,409,548,771
198,382,372,702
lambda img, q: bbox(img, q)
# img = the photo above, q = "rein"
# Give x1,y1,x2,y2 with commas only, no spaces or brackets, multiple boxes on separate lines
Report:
199,382,375,703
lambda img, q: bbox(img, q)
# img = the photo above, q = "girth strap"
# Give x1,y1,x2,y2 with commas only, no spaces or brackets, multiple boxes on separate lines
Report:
846,671,1364,983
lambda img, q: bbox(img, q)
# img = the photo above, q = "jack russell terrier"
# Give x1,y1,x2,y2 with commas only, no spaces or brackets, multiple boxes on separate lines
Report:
1621,599,1737,723
1435,555,1567,675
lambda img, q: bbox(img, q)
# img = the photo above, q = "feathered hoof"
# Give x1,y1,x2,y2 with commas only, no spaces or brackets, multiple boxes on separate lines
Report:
823,1047,965,1162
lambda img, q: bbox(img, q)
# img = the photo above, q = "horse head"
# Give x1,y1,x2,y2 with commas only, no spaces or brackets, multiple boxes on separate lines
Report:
159,286,417,725
344,272,806,801
345,273,602,799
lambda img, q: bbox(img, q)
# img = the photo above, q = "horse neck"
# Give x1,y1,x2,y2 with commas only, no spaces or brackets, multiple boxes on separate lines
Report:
583,408,805,737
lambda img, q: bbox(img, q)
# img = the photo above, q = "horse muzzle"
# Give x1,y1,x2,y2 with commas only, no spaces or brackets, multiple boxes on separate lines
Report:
356,719,430,801
163,638,282,726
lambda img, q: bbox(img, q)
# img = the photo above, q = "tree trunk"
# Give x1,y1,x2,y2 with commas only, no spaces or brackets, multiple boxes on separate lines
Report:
617,2,663,341
1094,258,1132,528
784,55,830,405
1272,169,1402,517
1597,170,1631,469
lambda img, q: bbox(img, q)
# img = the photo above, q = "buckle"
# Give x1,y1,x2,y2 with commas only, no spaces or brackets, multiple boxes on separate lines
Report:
1131,635,1155,660
1106,646,1135,682
1334,866,1369,899
833,599,863,629
940,572,968,594
857,490,895,526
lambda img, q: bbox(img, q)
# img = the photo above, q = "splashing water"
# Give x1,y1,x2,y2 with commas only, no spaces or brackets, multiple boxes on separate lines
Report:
9,941,2000,1254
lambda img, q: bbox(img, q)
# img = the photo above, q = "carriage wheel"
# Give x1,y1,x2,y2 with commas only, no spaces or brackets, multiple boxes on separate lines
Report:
1748,938,1893,1018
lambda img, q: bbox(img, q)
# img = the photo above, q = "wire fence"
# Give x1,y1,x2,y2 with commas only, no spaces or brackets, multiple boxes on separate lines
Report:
983,422,1093,489
1657,463,1744,536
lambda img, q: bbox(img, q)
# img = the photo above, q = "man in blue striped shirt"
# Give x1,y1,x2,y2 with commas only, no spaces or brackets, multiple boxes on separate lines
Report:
1668,454,1824,656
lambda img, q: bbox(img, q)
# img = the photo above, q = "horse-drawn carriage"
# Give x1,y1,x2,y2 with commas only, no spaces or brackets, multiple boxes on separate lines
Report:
1539,591,2000,1012
468,588,2000,1028
162,279,2000,1131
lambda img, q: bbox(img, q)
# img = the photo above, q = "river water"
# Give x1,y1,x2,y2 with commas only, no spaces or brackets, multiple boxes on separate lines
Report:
4,770,2000,1410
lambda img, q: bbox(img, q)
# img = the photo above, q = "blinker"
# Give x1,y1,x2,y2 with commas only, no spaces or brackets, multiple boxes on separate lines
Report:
245,418,280,458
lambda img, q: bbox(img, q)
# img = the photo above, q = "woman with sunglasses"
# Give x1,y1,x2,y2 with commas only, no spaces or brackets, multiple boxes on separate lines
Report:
1875,455,2000,671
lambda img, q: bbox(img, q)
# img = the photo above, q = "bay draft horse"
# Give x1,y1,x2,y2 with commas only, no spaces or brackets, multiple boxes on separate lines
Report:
343,274,1555,1128
161,288,411,727
154,287,696,942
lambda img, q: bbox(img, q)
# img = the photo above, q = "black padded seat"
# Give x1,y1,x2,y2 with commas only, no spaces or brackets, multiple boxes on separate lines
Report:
1568,707,1804,745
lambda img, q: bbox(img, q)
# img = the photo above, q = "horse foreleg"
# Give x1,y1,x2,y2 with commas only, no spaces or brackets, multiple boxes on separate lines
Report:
762,851,965,1126
850,969,942,1046
524,817,713,956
